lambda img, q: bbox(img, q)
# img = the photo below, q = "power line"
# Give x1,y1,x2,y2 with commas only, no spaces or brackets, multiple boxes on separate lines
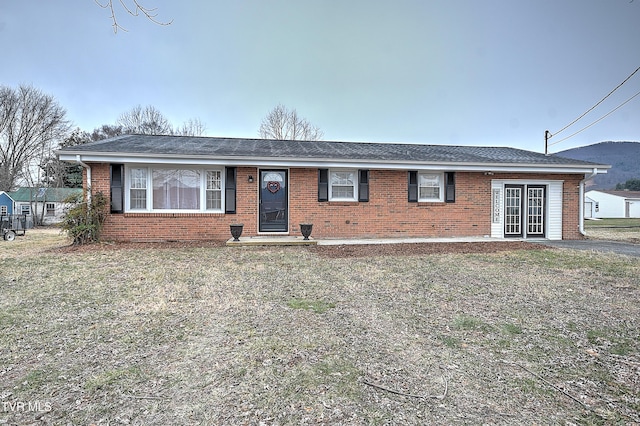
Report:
550,65,640,137
548,88,640,146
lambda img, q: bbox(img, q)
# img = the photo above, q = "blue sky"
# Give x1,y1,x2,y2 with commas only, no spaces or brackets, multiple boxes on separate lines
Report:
1,0,638,153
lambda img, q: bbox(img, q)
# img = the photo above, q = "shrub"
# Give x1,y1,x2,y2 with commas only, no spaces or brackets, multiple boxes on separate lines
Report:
60,191,108,245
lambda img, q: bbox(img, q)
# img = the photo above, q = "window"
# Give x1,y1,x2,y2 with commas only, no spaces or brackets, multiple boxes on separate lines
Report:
418,173,444,202
20,205,31,215
153,169,200,210
46,203,55,216
1,205,7,216
126,166,225,212
409,171,448,202
206,170,222,210
330,170,357,201
130,168,148,210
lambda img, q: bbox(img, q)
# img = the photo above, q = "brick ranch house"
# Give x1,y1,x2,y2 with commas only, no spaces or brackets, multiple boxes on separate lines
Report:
57,135,609,242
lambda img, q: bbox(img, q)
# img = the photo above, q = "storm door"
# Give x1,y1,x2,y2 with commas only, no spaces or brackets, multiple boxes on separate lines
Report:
526,186,546,237
504,185,524,237
259,170,288,232
504,184,546,238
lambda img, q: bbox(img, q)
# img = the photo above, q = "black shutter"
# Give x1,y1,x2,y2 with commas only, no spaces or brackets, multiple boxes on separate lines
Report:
445,172,455,203
408,171,418,202
318,169,329,202
358,169,369,202
225,167,236,214
110,164,124,213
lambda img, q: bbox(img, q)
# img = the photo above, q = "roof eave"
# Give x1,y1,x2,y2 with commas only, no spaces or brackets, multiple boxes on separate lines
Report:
58,151,610,174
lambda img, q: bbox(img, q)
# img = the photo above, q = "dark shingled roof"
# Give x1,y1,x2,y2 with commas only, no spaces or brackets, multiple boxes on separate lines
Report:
59,134,606,167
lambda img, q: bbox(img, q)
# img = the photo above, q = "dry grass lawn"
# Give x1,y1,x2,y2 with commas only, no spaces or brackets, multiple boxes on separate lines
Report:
0,229,638,425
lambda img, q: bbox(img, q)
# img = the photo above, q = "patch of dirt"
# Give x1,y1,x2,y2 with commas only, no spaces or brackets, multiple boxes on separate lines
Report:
51,239,227,253
311,240,545,258
53,239,543,257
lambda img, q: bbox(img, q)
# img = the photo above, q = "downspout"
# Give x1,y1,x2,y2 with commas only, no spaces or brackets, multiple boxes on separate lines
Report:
579,168,598,237
76,155,92,205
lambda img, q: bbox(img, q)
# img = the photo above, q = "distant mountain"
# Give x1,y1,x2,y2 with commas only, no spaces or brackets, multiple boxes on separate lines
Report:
556,142,640,190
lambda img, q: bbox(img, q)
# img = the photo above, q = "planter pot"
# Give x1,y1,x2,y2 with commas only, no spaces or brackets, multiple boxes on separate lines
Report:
230,224,244,241
299,223,313,240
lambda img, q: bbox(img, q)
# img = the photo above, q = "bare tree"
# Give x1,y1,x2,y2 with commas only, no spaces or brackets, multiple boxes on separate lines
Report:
0,85,70,191
95,0,172,33
117,105,173,135
174,118,207,136
42,128,90,189
259,104,324,141
91,124,125,141
116,105,207,136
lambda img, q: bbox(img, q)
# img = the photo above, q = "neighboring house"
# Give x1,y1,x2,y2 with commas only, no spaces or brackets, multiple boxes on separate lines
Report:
585,190,640,218
7,187,83,226
57,135,609,242
0,191,17,218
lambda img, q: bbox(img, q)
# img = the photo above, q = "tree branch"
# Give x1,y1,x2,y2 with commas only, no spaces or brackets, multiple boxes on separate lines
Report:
363,368,448,400
95,0,172,33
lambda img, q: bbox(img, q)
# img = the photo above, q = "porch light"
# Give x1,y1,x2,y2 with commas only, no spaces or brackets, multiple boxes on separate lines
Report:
248,175,254,183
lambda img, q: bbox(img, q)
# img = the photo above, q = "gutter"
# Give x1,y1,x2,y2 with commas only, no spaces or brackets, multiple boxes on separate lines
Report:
58,152,610,174
75,155,92,205
579,168,599,237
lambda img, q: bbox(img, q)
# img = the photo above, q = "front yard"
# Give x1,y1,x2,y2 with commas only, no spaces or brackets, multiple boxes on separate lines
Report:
1,230,638,425
585,218,640,243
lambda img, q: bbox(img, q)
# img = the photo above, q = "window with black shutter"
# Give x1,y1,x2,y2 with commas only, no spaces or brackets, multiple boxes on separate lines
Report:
110,164,124,213
358,170,369,202
225,167,236,214
445,172,455,203
408,171,418,202
318,169,329,202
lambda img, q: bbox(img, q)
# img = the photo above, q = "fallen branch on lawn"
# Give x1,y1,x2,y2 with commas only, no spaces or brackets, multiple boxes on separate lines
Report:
122,394,167,400
363,367,448,400
504,362,588,409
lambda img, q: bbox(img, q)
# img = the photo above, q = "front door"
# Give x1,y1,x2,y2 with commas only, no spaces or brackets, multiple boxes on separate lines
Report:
259,170,288,232
504,185,524,237
504,184,546,238
526,186,546,237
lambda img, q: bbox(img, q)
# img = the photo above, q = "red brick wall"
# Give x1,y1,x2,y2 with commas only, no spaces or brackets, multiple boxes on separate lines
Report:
86,163,583,241
562,175,583,240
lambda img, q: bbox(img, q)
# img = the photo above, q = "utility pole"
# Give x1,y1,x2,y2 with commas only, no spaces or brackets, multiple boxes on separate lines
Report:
544,130,551,155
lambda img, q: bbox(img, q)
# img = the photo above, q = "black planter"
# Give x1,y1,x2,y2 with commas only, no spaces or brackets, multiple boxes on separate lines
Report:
230,224,244,241
299,223,313,240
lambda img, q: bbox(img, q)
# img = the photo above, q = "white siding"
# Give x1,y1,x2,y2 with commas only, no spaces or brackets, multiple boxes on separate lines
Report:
490,182,503,238
491,179,564,240
585,191,627,218
547,181,563,240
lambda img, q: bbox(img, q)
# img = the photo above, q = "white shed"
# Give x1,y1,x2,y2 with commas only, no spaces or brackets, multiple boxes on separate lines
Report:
585,190,640,218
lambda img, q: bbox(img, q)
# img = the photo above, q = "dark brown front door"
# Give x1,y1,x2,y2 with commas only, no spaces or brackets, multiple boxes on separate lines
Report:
259,170,288,232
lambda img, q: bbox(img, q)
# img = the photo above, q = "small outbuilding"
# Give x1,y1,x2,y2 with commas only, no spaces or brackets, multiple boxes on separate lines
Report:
585,190,640,218
58,135,610,242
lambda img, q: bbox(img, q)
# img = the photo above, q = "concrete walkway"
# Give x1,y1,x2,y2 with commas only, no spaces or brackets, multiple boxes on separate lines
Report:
226,235,640,258
532,239,640,258
227,235,507,247
317,236,496,245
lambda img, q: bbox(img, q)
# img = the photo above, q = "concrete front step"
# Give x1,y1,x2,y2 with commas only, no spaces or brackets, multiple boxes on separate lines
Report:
226,236,317,246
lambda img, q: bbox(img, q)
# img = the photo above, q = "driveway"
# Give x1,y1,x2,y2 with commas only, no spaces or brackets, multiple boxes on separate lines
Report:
533,239,640,257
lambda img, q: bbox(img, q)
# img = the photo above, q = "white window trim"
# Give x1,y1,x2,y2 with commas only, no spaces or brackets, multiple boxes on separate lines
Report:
125,165,225,213
329,168,358,202
418,172,445,202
